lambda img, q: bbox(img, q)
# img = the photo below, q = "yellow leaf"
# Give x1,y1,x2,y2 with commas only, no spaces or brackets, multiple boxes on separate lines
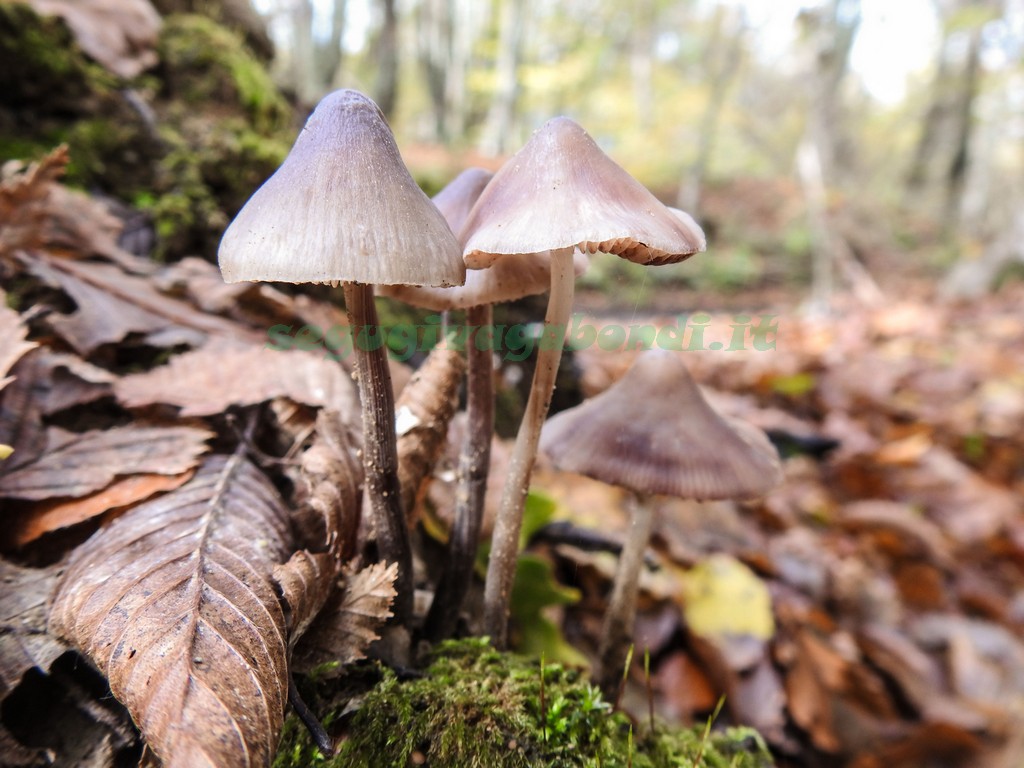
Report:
0,444,13,460
680,554,774,641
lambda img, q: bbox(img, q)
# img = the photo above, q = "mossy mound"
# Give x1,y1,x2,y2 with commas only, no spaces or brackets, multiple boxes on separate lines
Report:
0,5,292,260
275,639,775,768
157,14,289,133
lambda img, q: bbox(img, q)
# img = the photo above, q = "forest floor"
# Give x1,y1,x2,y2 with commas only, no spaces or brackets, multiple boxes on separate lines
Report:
1,149,1023,768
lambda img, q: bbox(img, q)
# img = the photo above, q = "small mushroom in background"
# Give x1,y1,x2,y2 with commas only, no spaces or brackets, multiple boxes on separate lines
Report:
539,349,783,698
461,116,706,647
382,168,587,641
217,89,465,625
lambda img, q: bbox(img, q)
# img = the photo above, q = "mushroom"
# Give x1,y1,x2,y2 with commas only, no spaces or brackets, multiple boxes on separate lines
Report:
460,116,705,646
539,349,782,697
382,168,587,640
218,89,465,623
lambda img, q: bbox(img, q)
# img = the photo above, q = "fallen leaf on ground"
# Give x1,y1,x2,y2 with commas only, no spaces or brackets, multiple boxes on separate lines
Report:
0,297,36,393
0,425,213,501
292,561,397,676
23,253,239,354
4,471,194,548
116,340,358,417
20,0,162,78
0,560,67,762
49,455,294,768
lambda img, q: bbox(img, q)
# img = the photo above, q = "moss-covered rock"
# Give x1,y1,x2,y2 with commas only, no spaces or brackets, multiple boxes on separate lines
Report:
275,639,775,768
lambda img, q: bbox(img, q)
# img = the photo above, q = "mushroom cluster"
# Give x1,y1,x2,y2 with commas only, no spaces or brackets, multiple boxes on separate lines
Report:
217,89,779,691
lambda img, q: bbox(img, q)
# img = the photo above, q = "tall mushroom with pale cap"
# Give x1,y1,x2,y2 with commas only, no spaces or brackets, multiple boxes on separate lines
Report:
461,116,706,646
539,349,783,697
218,89,465,623
384,168,587,640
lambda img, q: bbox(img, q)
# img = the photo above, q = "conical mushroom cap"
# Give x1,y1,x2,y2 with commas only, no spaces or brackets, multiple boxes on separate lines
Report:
218,89,465,287
432,167,494,237
539,350,782,499
382,168,588,309
462,117,705,269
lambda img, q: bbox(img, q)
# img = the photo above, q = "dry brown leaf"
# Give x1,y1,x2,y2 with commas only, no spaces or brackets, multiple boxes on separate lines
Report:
116,340,358,417
23,253,241,354
0,425,213,501
0,146,145,270
291,410,363,559
0,561,67,766
0,296,36,394
5,471,194,548
49,455,294,768
0,351,49,470
1,561,66,695
18,0,162,78
291,561,397,676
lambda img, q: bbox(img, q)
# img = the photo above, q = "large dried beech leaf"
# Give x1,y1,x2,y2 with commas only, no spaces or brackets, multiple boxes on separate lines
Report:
292,562,397,675
49,455,295,768
116,341,359,417
0,425,213,501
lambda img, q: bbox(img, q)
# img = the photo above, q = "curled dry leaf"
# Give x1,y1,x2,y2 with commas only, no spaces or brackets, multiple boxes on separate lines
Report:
274,412,364,649
291,561,398,676
395,345,466,521
49,455,295,768
116,340,358,417
0,425,213,501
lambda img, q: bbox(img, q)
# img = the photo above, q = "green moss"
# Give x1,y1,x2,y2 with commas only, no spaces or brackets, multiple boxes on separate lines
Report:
0,3,113,110
158,15,290,132
275,639,775,768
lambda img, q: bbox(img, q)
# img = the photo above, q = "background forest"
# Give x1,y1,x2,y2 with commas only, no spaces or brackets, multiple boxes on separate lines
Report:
2,0,1024,767
260,0,1024,302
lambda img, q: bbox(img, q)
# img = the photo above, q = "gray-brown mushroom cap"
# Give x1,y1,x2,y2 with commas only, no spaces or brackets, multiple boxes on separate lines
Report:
539,350,782,499
218,89,466,287
462,117,706,269
382,167,588,309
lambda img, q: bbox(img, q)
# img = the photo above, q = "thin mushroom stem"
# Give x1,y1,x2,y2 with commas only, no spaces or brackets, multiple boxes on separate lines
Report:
483,248,575,647
343,281,413,624
426,302,494,640
597,492,656,700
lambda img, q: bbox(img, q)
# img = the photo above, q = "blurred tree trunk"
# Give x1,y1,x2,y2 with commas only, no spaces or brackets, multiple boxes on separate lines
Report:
630,0,655,130
905,0,994,229
373,0,399,119
481,0,527,155
418,0,454,141
322,0,348,89
797,0,880,311
291,0,318,106
677,6,745,213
